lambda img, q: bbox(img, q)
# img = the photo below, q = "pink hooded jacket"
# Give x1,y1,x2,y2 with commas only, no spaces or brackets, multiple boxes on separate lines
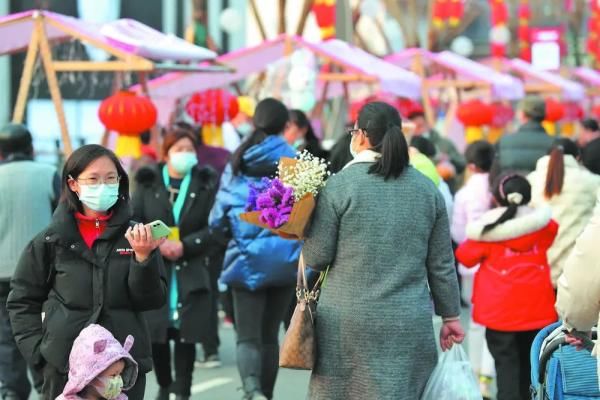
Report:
56,324,138,400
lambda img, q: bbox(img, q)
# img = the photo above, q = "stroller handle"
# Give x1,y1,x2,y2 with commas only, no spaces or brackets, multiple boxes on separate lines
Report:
538,331,596,385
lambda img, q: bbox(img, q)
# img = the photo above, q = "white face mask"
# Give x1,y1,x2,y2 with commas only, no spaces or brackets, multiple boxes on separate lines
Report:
93,375,124,400
349,135,359,159
78,184,120,212
169,152,198,175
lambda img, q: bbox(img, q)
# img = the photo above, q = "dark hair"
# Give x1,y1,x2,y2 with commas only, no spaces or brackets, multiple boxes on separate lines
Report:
465,141,495,172
357,102,409,180
544,139,579,199
162,128,198,159
581,118,599,132
289,109,318,144
231,98,289,176
0,124,33,158
410,136,437,159
407,111,426,120
582,138,600,175
60,145,129,213
483,174,531,234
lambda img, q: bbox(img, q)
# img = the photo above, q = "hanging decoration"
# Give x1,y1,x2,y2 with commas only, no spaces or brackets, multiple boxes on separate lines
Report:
488,102,514,143
98,91,157,159
186,89,239,147
588,1,600,68
450,36,474,56
542,98,566,136
457,100,494,144
560,102,584,137
432,0,450,29
489,0,509,58
312,0,336,40
448,0,464,27
517,0,531,62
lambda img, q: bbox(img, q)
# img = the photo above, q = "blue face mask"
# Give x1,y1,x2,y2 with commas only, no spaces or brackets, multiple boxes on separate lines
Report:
237,122,253,137
78,184,120,212
170,152,198,175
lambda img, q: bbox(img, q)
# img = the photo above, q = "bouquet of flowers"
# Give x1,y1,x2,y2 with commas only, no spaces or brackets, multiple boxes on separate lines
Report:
240,150,330,239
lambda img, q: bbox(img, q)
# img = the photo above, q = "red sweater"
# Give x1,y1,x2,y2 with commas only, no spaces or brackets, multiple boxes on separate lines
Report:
74,212,112,249
456,207,559,332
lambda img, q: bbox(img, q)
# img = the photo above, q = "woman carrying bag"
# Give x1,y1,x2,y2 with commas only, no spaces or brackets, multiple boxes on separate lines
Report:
7,145,167,400
209,98,301,400
302,102,464,399
132,128,221,400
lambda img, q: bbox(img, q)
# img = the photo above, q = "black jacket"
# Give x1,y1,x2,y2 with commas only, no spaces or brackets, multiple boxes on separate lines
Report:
7,200,167,375
132,164,222,344
496,121,554,175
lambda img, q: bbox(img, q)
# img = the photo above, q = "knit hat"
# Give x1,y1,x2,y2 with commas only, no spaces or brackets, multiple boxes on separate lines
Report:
59,324,138,399
521,96,546,121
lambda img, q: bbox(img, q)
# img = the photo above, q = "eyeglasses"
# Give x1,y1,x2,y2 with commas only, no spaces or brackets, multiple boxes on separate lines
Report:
70,175,121,188
347,128,361,136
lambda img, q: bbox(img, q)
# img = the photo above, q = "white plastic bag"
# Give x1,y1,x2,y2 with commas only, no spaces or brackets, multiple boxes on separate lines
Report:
421,345,483,400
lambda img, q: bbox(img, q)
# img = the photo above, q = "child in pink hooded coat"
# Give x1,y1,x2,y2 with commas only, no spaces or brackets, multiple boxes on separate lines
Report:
56,324,138,400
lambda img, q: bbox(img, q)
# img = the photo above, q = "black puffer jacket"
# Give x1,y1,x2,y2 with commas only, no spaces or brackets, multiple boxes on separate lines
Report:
132,164,223,344
7,200,167,375
496,121,554,174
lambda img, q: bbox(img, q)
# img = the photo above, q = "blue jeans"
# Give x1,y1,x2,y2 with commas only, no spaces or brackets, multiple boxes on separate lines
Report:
0,284,34,400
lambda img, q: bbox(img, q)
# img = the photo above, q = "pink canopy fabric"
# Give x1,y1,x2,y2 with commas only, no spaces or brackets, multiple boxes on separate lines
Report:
508,59,585,101
573,67,600,87
386,48,524,101
0,10,216,61
138,35,422,101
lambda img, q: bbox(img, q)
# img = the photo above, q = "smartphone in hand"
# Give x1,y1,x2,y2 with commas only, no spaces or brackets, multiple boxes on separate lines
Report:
148,220,172,239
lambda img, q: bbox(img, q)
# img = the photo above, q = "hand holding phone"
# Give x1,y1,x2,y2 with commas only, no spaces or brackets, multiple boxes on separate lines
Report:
148,220,172,239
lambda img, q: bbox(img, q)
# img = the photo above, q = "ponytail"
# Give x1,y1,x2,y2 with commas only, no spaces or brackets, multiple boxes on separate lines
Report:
483,174,531,234
544,146,565,199
368,124,409,180
231,129,267,176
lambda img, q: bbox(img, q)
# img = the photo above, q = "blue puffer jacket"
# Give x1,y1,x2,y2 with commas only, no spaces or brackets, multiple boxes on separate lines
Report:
209,136,301,291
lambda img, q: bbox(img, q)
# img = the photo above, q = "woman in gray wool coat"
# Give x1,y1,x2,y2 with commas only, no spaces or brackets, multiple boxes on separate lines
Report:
302,102,465,400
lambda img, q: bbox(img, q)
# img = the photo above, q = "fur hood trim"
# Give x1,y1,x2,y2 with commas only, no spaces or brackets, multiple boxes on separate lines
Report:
466,205,552,242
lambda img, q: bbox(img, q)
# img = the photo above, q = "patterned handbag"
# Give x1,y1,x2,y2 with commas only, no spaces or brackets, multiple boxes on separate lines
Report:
279,253,326,370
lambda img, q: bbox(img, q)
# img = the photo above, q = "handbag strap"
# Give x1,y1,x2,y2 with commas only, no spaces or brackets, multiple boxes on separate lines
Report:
297,252,327,299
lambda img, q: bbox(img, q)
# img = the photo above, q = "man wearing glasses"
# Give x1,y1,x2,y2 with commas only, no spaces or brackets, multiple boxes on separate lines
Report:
0,124,59,400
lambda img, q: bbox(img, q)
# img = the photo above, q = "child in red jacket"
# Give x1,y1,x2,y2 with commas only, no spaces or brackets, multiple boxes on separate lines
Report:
456,174,558,400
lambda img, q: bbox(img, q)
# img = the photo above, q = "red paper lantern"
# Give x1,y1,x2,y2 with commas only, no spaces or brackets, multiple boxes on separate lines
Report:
457,100,494,126
544,99,566,122
490,102,515,128
593,105,600,118
312,0,336,39
432,0,450,29
186,89,239,126
490,0,508,25
563,102,584,121
448,0,463,27
98,91,157,136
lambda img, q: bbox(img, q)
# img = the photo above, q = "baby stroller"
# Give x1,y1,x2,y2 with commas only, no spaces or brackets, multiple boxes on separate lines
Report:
531,321,600,399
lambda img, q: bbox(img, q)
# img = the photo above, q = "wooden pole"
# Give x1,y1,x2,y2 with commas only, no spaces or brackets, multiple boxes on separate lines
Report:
412,52,435,126
12,26,39,123
278,0,287,34
373,17,392,54
36,15,73,156
249,0,268,40
295,0,315,35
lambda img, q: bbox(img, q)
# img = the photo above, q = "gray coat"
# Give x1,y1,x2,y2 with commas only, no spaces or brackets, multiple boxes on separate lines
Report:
302,161,460,400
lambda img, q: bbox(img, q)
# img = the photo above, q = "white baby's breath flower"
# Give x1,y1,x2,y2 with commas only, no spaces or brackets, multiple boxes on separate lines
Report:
279,150,329,201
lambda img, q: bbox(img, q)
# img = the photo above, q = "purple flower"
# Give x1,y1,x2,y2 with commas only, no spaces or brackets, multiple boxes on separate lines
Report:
248,178,296,229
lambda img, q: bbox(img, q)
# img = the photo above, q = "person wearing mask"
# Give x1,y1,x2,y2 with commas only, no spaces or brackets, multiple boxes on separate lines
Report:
7,145,167,400
283,109,328,159
493,96,554,177
221,96,257,153
408,109,466,178
303,102,464,399
209,98,300,400
580,119,600,175
450,140,496,398
132,129,221,400
527,139,600,286
456,174,558,400
0,123,57,400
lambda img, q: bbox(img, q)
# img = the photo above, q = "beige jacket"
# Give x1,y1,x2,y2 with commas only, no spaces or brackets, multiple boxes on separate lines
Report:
555,189,600,332
528,155,600,285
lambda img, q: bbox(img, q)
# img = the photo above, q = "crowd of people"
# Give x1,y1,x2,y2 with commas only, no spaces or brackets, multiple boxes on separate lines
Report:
1,94,600,400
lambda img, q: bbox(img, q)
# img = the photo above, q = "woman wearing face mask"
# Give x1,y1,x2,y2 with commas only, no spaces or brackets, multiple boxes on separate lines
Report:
209,98,301,400
7,145,167,400
303,102,464,399
131,129,221,400
283,109,327,159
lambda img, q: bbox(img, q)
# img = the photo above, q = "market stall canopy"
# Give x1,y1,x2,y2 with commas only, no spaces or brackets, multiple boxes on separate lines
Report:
495,58,586,101
385,48,525,101
572,67,600,96
0,10,218,64
136,34,422,101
